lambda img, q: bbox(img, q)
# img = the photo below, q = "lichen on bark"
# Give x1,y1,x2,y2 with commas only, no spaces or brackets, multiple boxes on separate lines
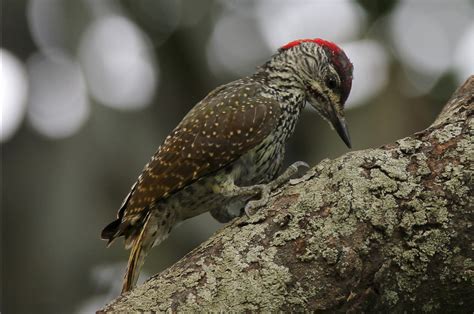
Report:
101,77,473,313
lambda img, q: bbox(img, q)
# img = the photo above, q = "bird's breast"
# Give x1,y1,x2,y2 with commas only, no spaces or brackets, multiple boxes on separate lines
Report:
233,134,285,186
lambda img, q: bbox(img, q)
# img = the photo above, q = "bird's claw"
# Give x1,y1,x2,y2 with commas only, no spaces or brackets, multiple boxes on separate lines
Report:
293,160,310,170
244,185,270,217
290,161,309,178
243,161,310,218
244,161,309,217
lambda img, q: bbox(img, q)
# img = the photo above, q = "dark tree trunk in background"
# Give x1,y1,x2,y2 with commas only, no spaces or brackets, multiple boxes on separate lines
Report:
100,77,473,313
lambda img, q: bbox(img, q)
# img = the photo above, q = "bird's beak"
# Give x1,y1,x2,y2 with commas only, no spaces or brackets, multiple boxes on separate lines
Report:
328,106,351,148
306,85,352,148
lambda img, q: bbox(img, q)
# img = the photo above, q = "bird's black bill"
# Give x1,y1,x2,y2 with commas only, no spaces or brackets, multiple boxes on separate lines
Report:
335,118,351,148
329,111,352,148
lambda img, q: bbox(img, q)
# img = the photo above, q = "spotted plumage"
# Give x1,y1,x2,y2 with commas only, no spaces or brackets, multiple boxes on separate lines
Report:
102,38,354,293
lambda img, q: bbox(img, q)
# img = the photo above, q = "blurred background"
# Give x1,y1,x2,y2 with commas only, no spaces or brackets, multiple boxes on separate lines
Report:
2,0,473,312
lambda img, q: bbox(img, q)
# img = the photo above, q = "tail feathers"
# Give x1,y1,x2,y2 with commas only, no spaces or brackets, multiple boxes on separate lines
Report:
122,212,154,294
101,218,122,246
102,181,138,246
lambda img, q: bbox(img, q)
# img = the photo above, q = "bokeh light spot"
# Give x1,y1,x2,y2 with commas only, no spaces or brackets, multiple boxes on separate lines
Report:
207,12,269,77
342,40,389,108
390,0,473,94
26,52,89,139
79,15,158,110
257,0,365,51
0,49,28,142
27,0,67,56
454,22,474,84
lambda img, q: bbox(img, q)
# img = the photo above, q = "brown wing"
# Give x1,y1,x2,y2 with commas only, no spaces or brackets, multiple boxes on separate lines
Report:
102,80,281,241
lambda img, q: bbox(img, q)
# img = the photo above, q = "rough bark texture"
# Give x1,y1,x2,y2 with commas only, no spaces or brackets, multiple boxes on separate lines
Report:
101,77,473,313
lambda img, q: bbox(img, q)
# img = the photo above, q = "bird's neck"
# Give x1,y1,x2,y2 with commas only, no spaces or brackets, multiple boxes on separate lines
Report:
252,61,307,142
255,60,306,111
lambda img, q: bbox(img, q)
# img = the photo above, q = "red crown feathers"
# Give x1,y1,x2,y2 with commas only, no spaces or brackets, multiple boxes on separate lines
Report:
280,38,342,55
280,38,353,104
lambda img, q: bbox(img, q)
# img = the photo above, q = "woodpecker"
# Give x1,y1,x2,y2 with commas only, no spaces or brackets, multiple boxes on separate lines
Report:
102,38,353,293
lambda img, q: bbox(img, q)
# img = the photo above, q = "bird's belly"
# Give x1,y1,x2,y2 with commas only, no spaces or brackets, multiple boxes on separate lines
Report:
235,135,285,186
162,176,225,220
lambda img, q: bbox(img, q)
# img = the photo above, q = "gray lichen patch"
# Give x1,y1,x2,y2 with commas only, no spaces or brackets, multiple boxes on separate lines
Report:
378,158,410,182
189,244,292,311
431,123,463,143
181,218,295,311
387,227,453,294
397,137,424,154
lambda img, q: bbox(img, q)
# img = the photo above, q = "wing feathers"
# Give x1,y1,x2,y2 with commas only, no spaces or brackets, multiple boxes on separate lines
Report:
111,80,280,231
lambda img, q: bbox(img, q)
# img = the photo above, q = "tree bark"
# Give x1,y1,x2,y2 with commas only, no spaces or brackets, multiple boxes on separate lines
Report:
101,77,473,313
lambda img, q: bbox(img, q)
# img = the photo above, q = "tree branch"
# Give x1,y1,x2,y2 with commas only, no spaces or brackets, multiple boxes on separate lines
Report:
101,77,473,313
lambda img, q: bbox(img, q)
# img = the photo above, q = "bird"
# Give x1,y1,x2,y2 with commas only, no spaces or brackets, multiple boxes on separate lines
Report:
101,38,353,293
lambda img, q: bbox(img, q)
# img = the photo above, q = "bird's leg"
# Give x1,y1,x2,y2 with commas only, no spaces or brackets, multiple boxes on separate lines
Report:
244,161,309,216
267,161,309,190
220,161,309,217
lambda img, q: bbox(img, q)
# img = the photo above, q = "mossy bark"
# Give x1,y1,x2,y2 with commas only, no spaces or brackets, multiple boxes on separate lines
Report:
101,77,473,313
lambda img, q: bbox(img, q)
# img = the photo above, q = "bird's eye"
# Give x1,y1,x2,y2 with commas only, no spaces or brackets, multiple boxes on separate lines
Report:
326,77,337,90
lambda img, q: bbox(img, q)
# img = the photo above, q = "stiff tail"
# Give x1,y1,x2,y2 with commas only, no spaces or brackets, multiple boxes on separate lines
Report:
122,212,154,293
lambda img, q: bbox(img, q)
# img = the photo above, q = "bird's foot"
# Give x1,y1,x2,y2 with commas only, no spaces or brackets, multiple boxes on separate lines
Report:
244,185,271,217
244,161,309,217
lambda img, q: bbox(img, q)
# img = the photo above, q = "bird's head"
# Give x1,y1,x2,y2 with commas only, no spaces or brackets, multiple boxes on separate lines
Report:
278,38,353,148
